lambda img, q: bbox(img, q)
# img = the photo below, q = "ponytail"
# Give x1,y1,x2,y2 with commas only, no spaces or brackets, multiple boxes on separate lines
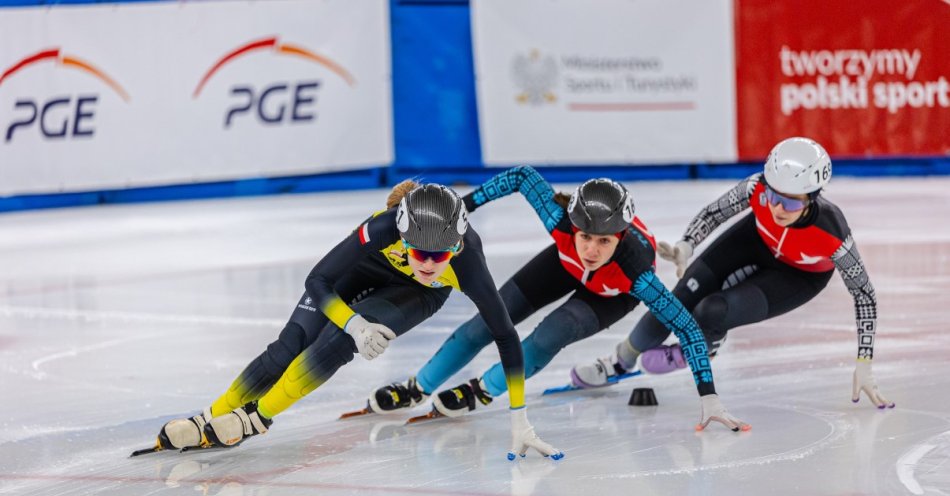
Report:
553,191,571,208
387,179,420,209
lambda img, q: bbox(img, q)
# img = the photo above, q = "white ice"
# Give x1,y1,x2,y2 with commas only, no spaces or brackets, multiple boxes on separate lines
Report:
1,177,949,495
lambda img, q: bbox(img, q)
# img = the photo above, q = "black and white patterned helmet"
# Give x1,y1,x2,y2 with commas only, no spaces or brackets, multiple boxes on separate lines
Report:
567,178,634,235
396,184,468,251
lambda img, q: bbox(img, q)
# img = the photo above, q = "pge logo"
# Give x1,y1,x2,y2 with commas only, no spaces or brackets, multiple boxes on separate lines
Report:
0,48,129,143
192,36,356,129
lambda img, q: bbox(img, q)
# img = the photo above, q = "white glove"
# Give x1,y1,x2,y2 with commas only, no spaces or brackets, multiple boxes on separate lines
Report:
697,394,750,432
344,314,396,361
657,240,693,278
508,408,563,460
852,360,895,408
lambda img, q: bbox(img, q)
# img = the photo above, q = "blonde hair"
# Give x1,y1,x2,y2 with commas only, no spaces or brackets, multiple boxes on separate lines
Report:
387,179,420,209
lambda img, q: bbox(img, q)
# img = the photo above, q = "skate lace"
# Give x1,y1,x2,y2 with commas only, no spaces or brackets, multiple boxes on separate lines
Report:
468,378,493,406
665,345,687,367
405,377,426,404
664,347,676,364
382,382,411,406
597,357,619,378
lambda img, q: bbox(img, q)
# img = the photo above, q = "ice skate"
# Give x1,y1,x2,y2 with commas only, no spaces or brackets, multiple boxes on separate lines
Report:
639,344,687,374
203,401,272,448
570,354,629,389
130,407,212,457
544,347,646,396
369,376,429,414
433,378,492,417
407,379,491,424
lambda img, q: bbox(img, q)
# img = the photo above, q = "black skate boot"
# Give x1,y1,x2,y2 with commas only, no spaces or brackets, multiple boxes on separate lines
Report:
203,401,272,448
157,407,212,450
432,378,493,418
369,376,429,414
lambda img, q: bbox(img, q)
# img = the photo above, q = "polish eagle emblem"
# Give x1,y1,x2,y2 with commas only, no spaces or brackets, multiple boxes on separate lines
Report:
511,49,558,105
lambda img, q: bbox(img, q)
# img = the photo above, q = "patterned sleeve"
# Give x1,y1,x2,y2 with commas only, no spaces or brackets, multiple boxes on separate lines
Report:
831,235,878,361
681,174,759,248
463,165,565,233
630,271,716,396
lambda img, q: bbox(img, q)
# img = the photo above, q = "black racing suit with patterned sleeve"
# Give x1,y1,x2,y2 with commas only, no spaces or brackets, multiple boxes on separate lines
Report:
413,165,719,397
207,207,528,420
628,173,877,362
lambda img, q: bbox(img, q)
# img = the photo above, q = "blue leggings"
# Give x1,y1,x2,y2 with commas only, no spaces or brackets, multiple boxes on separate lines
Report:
417,244,639,396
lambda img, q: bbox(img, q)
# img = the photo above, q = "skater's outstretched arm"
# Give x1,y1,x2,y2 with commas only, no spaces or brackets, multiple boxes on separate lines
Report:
680,174,758,248
453,229,563,459
453,230,526,408
462,165,564,233
630,270,749,432
831,235,894,409
659,174,759,278
630,270,715,395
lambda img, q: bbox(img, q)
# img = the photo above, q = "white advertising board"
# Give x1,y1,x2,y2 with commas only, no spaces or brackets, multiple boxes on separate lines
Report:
472,0,737,165
0,0,392,195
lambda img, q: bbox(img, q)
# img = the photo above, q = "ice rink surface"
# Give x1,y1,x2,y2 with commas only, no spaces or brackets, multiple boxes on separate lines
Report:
1,177,949,495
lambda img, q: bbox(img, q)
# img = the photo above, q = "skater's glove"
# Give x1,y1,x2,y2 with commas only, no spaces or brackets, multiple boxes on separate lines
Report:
852,360,895,409
697,394,750,432
344,314,396,360
508,407,563,461
657,240,693,278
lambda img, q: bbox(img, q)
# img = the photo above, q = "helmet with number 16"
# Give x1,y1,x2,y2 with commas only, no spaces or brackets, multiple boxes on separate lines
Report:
763,137,832,195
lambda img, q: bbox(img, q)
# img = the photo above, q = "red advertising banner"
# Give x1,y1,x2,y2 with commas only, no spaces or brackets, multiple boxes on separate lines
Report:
735,0,950,159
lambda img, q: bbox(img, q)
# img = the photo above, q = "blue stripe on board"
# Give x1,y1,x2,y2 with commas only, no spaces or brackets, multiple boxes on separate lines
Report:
0,168,384,213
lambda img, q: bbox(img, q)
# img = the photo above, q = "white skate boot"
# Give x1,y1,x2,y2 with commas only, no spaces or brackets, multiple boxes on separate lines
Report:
203,401,272,448
157,407,212,450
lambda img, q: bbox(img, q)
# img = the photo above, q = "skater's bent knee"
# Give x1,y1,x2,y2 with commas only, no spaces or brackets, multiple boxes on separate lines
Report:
693,294,729,330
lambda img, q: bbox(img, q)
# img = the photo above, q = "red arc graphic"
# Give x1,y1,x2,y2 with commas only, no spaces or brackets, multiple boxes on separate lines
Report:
0,48,130,102
192,36,356,98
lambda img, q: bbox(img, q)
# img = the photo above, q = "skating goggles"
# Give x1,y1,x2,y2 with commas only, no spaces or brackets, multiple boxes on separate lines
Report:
764,186,808,212
402,240,460,263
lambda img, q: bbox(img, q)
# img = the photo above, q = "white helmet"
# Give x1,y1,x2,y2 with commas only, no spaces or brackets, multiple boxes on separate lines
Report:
763,137,832,195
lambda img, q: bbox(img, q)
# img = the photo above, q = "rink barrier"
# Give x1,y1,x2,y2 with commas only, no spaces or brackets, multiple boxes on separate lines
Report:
4,160,949,213
0,168,384,212
1,0,947,213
